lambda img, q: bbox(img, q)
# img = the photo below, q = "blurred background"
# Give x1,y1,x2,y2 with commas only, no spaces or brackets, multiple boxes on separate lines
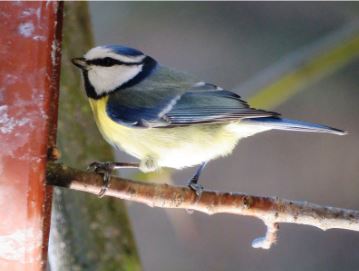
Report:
88,2,359,271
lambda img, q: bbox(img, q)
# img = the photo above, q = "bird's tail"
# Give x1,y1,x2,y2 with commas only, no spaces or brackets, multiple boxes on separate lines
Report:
243,117,347,136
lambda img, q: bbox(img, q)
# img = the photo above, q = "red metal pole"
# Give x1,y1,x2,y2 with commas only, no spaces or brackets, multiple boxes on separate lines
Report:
0,2,62,270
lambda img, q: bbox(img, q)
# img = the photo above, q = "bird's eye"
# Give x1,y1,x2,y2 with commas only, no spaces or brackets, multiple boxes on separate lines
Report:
102,57,117,66
88,57,118,67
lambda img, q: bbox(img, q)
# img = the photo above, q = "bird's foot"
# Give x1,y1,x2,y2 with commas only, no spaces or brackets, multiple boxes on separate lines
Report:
87,161,115,173
87,161,115,198
186,181,204,214
188,181,204,197
187,162,207,197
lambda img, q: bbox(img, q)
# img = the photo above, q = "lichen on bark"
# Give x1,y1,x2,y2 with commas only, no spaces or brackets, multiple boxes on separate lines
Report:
49,2,141,271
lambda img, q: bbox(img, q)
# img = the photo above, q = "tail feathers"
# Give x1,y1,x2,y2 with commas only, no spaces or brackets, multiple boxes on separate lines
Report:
243,117,347,136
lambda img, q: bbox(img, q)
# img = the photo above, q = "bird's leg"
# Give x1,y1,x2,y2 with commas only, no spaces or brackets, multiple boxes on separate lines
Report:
188,162,207,196
87,161,139,197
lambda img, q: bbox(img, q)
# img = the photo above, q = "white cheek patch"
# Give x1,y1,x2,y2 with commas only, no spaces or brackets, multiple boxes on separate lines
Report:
88,64,143,95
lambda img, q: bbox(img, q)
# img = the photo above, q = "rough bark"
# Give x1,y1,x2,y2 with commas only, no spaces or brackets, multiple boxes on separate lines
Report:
48,3,141,271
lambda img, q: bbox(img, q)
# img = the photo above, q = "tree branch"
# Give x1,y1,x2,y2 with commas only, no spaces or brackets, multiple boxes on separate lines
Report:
242,21,359,109
47,162,359,249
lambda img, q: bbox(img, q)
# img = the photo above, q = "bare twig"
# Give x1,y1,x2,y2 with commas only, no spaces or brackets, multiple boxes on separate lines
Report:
47,162,359,249
240,21,359,109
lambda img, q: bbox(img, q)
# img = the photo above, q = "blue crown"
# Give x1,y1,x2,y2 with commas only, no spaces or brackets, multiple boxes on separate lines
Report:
105,45,144,56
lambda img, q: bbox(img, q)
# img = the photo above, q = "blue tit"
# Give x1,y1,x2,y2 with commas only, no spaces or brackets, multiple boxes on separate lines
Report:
72,45,346,195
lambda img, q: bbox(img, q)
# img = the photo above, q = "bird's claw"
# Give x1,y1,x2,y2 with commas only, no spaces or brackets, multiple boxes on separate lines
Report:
186,182,204,214
87,161,113,173
87,161,101,172
87,161,114,198
189,182,204,197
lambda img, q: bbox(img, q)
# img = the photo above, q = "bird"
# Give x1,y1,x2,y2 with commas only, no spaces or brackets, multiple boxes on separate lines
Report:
72,45,346,196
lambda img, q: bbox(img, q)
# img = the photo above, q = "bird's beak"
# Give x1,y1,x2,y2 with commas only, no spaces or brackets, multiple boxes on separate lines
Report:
71,57,88,69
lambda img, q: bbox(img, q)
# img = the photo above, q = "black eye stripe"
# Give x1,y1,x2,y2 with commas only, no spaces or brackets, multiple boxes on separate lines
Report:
86,57,143,67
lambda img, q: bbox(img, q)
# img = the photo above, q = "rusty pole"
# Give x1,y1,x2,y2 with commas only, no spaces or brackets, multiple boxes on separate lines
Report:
0,2,63,270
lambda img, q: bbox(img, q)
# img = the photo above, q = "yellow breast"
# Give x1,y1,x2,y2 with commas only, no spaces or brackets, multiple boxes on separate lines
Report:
88,97,244,170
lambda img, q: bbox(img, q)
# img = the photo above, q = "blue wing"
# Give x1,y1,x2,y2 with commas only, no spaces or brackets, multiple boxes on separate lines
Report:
106,82,278,128
165,90,277,126
106,93,181,127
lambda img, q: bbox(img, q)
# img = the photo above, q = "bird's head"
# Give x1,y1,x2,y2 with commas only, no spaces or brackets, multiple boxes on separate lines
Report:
72,45,157,99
